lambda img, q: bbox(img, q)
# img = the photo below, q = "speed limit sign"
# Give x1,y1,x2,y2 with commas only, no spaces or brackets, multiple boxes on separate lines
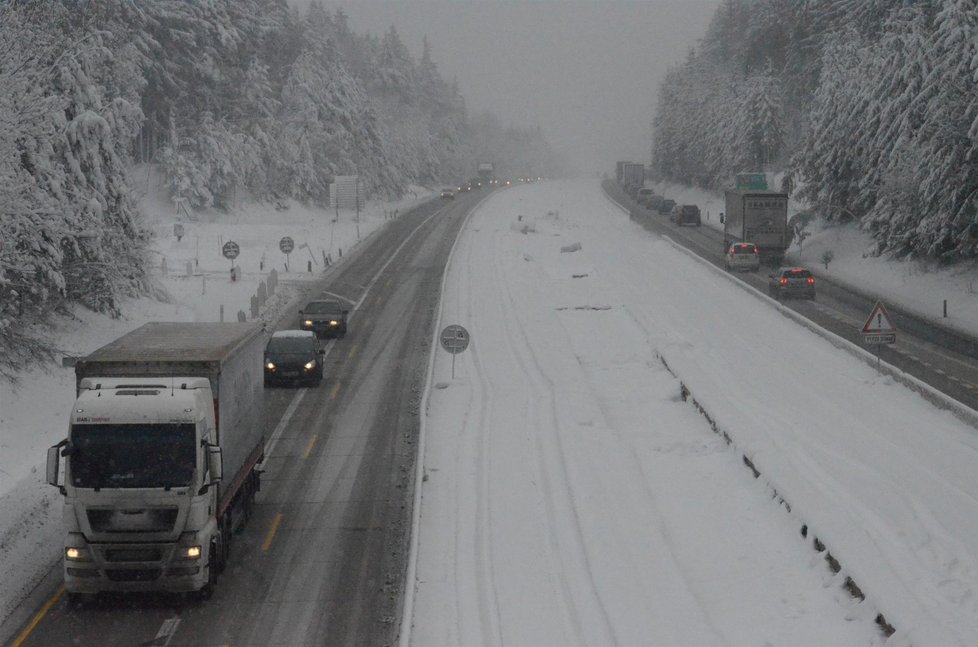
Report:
279,236,294,254
440,324,470,379
222,241,240,260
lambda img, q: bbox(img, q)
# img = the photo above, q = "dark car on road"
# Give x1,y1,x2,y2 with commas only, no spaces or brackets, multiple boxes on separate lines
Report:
299,299,349,338
768,266,816,300
657,198,676,215
635,187,655,206
264,330,323,387
670,204,702,226
645,194,664,211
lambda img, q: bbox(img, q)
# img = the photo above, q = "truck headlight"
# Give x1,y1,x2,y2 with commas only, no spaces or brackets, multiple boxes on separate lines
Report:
303,319,314,327
265,361,276,370
328,320,338,326
66,547,92,562
304,361,316,371
179,545,202,559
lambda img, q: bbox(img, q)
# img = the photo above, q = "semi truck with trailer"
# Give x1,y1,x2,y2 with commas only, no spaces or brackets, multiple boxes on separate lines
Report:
722,189,790,265
619,162,645,192
46,322,266,603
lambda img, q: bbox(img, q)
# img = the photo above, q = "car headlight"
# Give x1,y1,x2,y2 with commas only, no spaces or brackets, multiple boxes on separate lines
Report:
328,320,338,326
265,361,276,370
304,361,316,371
66,546,93,562
303,319,313,327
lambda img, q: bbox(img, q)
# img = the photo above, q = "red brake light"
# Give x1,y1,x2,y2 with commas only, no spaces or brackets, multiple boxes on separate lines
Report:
779,278,789,285
807,277,816,284
753,248,759,255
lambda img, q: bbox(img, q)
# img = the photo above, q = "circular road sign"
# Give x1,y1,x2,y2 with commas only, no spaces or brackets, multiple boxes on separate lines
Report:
439,324,470,354
279,236,295,254
222,241,240,260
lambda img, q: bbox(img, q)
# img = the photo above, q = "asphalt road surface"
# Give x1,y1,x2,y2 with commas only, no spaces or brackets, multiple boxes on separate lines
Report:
8,189,482,647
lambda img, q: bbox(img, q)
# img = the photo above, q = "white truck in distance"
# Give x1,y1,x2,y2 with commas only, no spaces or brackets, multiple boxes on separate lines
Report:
46,322,266,603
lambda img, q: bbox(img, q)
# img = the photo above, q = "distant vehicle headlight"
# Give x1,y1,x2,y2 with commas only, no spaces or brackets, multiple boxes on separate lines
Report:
328,320,339,326
304,361,316,371
303,319,314,327
265,361,276,370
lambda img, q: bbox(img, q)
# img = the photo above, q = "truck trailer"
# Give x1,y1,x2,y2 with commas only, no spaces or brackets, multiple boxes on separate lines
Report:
722,190,790,265
47,322,266,603
620,162,645,190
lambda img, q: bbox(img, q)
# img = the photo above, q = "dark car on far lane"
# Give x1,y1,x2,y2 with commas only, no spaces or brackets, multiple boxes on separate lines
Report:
299,299,349,338
670,204,702,226
768,266,816,300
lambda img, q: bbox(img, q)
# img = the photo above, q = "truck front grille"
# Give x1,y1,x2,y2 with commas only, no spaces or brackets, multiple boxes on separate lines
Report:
88,507,178,533
104,548,163,562
105,569,162,582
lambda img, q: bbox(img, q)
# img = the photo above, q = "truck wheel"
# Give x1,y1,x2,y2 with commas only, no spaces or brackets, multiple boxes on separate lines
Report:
198,541,218,601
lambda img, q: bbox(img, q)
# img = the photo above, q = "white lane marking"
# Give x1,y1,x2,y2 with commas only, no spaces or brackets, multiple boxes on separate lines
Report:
146,617,180,646
319,289,357,305
354,205,448,312
266,202,448,462
264,389,307,459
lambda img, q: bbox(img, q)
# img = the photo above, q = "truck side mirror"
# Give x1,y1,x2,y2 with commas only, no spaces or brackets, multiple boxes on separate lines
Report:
199,444,223,495
208,445,223,483
47,444,63,490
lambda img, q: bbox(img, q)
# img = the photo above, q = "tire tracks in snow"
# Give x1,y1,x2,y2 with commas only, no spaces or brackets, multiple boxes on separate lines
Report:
486,230,619,647
455,230,505,647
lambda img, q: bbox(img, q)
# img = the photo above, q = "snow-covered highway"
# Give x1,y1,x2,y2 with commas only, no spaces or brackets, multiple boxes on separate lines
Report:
406,180,978,646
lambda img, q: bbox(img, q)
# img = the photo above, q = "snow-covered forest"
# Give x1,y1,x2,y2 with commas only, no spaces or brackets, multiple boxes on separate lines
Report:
650,0,978,262
0,0,561,376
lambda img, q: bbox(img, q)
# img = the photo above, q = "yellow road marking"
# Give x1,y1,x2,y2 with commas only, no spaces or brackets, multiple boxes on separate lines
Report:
11,586,64,647
329,381,342,400
262,512,283,553
347,343,359,361
303,434,317,459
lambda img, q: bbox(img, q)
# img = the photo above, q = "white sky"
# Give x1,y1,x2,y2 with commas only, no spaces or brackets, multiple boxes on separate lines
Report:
308,1,721,174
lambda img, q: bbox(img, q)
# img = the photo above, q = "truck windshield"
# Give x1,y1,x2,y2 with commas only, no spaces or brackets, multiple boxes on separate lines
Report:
69,423,196,489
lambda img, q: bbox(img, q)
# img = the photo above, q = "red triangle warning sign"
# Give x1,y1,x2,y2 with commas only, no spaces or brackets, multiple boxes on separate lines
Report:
862,301,896,333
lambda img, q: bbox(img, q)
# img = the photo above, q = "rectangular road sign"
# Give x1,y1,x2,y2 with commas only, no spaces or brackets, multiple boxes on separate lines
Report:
863,333,896,345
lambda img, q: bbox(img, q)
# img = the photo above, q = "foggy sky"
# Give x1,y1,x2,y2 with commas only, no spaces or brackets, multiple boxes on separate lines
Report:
305,1,721,175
